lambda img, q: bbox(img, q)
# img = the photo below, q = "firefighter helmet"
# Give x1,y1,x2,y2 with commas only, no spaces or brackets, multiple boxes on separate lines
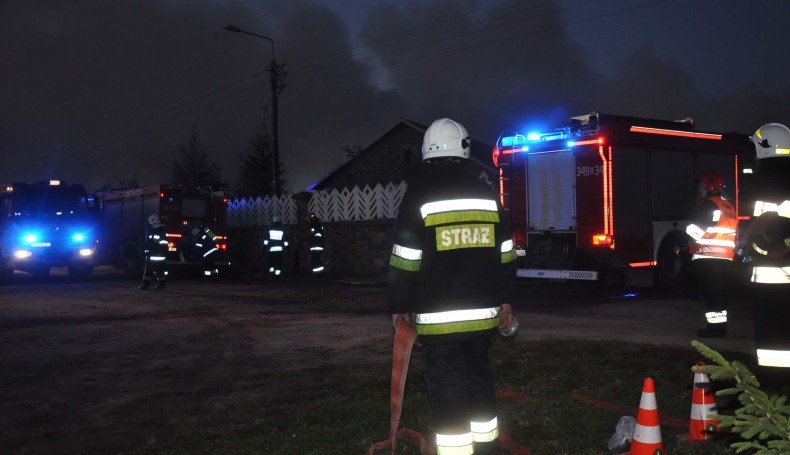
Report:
147,213,163,228
695,171,725,195
751,123,790,160
422,118,471,161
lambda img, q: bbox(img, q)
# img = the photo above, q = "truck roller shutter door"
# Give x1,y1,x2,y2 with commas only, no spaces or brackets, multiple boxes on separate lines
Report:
527,150,576,231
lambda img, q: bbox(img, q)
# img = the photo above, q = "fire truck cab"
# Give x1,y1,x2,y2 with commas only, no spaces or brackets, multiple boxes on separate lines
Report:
94,185,230,277
0,180,99,283
493,112,753,287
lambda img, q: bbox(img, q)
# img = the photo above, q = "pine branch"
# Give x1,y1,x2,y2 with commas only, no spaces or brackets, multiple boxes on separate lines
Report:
691,340,790,454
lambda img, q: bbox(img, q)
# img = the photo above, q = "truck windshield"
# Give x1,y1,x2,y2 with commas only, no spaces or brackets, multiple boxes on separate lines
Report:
12,185,90,217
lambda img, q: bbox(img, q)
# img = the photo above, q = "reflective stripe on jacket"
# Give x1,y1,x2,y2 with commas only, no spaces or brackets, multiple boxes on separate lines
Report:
687,196,737,261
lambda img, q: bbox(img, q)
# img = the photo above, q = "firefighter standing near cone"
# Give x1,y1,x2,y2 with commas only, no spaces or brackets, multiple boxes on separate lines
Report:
389,118,518,455
140,214,168,290
685,171,738,337
263,216,288,279
736,123,790,368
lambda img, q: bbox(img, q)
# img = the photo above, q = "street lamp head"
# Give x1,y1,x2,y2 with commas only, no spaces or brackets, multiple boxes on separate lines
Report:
224,24,241,33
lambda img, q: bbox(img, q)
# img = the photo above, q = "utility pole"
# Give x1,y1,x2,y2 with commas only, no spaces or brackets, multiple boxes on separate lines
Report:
225,24,286,196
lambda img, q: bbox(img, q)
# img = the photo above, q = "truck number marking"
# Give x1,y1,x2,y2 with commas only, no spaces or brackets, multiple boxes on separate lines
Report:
576,165,603,177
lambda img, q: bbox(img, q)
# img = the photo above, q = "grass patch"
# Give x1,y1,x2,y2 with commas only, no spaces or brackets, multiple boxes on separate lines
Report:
131,338,774,455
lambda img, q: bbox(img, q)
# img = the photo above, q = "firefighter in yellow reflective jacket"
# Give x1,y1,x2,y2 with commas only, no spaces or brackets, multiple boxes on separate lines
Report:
736,123,790,368
140,214,168,290
389,118,518,455
263,216,288,279
686,171,737,337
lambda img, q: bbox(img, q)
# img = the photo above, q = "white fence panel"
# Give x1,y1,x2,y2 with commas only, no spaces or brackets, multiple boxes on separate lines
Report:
228,182,408,226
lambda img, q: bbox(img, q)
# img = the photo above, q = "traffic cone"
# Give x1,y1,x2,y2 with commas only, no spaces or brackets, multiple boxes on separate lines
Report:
629,378,665,455
686,361,719,442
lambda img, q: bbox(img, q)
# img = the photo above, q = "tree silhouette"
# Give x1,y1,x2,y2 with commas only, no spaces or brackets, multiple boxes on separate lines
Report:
172,129,226,191
237,125,287,199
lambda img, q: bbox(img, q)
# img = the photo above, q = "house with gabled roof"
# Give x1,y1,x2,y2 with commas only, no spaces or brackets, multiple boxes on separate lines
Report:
308,118,498,192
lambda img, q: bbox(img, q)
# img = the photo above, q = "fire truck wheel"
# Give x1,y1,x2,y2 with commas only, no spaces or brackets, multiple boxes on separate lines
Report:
124,252,143,278
655,233,691,289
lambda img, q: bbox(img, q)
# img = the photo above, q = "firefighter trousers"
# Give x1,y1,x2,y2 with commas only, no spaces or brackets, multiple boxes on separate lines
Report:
421,335,498,454
694,259,731,317
754,283,790,365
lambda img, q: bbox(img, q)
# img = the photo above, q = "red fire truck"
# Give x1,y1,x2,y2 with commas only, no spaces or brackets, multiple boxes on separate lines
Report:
492,112,754,287
94,185,230,276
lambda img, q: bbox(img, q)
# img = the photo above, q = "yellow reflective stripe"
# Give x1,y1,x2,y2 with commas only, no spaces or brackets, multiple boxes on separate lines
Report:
415,318,499,335
425,210,499,226
752,266,790,284
389,254,420,272
421,199,498,219
501,250,517,263
436,432,474,455
757,349,790,367
471,417,499,442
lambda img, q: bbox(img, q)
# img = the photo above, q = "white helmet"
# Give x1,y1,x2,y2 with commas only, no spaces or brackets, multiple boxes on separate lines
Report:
422,118,471,161
147,214,162,228
751,123,790,160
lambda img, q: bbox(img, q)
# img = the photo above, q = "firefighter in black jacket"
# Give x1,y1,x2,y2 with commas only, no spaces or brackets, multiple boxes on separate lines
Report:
140,214,168,290
737,123,790,368
192,225,219,277
263,217,288,279
307,213,324,274
685,171,737,337
389,118,518,454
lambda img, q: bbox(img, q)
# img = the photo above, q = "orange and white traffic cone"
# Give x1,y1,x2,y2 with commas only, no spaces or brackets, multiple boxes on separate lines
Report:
685,361,719,442
629,378,665,455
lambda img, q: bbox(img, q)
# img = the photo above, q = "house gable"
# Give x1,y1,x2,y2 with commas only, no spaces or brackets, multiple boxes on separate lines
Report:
311,119,497,192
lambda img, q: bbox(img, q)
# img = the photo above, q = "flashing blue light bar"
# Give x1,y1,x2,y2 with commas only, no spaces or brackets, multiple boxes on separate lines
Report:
499,135,526,147
72,233,85,242
527,132,540,141
23,233,37,243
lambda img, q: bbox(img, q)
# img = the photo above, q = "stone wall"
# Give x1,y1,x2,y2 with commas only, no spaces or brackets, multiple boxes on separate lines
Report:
226,218,395,282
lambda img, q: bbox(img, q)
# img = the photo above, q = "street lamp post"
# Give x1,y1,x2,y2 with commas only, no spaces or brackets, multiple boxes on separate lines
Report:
224,24,282,196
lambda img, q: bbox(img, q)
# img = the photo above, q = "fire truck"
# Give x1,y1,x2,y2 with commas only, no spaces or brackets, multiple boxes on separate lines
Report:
0,180,100,283
94,185,230,276
492,112,754,287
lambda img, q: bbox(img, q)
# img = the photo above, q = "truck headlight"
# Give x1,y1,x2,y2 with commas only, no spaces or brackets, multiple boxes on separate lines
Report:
78,248,94,257
14,250,33,259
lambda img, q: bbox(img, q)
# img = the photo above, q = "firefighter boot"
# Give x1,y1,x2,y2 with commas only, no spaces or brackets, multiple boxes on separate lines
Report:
697,322,727,338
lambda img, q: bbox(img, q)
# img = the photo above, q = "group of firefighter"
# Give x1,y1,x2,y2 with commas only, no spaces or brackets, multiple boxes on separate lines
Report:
686,122,790,372
139,212,325,288
261,212,325,279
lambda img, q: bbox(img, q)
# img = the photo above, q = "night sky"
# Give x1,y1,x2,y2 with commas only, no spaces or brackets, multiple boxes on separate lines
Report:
1,0,788,194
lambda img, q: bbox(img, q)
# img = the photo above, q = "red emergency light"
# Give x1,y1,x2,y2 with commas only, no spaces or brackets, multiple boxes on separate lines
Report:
591,233,613,246
568,137,605,147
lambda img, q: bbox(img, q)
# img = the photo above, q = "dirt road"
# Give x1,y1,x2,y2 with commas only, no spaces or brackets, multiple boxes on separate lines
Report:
0,269,757,454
